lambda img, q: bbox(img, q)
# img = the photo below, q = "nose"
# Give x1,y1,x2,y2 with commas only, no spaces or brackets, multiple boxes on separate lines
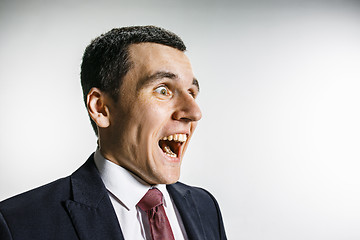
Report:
172,93,202,122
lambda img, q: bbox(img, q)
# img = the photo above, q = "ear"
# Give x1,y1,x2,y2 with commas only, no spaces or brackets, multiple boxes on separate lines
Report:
87,87,111,128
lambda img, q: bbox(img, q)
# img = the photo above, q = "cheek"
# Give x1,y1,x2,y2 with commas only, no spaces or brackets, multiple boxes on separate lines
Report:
124,103,166,149
139,101,171,128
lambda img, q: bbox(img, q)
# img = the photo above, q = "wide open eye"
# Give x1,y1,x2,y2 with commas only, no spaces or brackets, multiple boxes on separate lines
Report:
154,86,171,96
188,89,198,99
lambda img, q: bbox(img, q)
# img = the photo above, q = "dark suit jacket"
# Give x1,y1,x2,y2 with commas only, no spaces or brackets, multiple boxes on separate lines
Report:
0,154,227,240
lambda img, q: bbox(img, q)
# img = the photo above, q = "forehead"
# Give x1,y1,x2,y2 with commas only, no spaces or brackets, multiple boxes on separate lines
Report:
127,43,194,81
128,42,189,63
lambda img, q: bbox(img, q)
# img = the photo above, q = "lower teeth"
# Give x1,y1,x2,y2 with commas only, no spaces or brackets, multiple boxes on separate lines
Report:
164,146,177,157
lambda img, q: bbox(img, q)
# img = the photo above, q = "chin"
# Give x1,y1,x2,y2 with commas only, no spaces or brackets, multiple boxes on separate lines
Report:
162,177,179,185
150,169,181,185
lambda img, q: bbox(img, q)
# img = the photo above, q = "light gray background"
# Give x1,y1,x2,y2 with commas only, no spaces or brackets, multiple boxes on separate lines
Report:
1,0,359,239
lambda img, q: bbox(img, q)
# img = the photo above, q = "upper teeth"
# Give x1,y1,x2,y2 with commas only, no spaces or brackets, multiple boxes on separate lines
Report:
161,133,187,142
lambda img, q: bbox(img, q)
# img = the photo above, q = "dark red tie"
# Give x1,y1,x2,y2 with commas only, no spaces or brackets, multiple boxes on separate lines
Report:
137,188,175,240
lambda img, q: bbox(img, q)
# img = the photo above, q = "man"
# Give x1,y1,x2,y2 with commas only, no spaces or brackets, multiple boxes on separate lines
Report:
0,26,227,240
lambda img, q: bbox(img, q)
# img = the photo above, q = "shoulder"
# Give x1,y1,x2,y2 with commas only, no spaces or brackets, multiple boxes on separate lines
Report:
171,181,218,202
0,177,75,239
168,181,223,217
0,154,96,212
0,156,98,239
170,181,218,201
0,176,71,217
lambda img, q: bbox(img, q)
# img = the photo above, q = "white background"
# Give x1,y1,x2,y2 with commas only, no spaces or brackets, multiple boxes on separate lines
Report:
1,0,360,239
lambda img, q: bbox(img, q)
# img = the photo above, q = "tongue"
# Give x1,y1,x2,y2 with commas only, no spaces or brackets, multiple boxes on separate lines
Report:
159,140,181,156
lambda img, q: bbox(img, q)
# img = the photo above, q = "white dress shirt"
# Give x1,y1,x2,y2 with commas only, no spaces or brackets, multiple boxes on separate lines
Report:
94,150,188,240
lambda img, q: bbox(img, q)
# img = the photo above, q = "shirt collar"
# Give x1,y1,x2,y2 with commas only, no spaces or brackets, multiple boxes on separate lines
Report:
93,149,168,210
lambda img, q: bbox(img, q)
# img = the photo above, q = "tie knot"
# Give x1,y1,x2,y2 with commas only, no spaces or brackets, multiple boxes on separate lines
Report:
137,188,163,211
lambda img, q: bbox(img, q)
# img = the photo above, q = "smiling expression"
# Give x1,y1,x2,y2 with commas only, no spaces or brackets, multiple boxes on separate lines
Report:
99,43,202,185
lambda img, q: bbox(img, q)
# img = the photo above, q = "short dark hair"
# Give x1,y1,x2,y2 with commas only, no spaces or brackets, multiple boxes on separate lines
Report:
80,26,187,135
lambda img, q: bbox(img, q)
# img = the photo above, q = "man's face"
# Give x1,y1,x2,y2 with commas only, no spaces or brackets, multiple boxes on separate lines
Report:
101,43,202,185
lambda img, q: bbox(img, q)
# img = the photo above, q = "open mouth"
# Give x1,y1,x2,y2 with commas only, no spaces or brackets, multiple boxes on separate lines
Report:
158,133,187,158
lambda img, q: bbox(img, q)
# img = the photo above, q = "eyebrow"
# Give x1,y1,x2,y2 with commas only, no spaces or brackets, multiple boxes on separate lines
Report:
138,71,200,92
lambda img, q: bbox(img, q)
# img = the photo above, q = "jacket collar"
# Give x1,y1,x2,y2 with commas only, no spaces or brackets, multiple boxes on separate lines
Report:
65,154,124,240
167,183,206,240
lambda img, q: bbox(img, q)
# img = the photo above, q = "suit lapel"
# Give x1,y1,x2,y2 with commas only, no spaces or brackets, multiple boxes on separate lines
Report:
167,183,206,240
65,155,124,240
